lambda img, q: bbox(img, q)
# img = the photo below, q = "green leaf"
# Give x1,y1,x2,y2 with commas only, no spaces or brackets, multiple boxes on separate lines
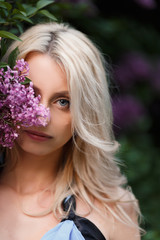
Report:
0,31,22,41
0,62,8,68
38,9,57,21
12,8,20,15
36,0,54,10
25,6,37,16
0,17,5,23
12,9,27,17
8,47,19,69
0,7,9,18
0,2,12,10
13,14,33,24
16,23,24,34
20,77,31,85
0,38,7,58
19,11,27,17
16,3,26,12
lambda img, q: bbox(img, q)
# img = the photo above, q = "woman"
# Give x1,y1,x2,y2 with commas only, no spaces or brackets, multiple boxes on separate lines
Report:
0,22,141,240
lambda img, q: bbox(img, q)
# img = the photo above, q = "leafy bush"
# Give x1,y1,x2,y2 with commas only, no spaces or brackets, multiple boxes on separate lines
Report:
0,0,56,41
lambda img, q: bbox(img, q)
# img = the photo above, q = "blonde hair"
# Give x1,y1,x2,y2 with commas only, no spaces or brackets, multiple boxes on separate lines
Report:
3,22,140,229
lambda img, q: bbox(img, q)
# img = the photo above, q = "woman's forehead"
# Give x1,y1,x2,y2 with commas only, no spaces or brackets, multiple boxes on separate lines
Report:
26,52,69,96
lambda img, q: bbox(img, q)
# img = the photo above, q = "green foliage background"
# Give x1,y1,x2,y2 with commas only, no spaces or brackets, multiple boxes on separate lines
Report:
0,0,159,239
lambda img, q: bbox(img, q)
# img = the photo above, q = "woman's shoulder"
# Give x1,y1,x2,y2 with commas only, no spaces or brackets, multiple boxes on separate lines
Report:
76,196,111,240
114,190,140,240
76,187,140,240
108,187,141,240
117,186,139,211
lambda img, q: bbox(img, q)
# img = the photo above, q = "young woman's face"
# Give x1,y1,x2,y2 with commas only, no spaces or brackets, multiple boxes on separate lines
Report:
17,52,72,157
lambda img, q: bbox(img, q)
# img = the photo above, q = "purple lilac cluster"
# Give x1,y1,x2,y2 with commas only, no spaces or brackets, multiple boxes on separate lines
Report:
114,52,152,90
133,0,156,9
112,95,145,133
0,59,50,148
112,52,152,134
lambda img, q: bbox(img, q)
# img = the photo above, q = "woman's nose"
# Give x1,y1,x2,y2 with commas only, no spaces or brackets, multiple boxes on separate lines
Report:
39,96,48,108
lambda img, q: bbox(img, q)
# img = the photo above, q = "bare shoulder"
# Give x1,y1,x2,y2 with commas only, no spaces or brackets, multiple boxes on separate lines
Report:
76,196,114,240
117,186,139,213
76,188,141,240
111,187,141,240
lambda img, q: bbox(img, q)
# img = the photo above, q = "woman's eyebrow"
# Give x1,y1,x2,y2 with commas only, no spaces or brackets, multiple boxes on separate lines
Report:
51,91,70,99
33,86,70,98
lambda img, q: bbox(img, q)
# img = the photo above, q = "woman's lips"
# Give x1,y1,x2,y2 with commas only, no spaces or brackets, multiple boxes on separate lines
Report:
24,130,52,142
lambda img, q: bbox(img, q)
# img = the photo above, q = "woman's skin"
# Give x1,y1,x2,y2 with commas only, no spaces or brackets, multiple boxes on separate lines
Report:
0,53,140,240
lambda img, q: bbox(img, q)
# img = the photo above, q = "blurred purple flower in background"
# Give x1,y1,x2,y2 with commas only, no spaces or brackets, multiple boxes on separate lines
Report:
133,0,157,9
112,95,146,133
55,0,98,16
114,52,152,90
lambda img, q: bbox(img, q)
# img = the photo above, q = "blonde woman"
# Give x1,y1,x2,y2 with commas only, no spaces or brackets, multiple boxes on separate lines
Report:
0,22,141,240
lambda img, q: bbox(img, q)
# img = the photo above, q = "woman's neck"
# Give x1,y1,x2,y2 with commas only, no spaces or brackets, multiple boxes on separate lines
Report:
0,148,62,195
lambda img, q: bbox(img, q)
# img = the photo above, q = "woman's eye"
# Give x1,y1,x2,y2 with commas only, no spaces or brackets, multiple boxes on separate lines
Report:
57,99,70,108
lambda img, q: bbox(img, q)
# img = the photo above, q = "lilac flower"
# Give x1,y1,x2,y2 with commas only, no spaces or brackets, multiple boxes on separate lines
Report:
0,68,4,75
133,0,157,9
0,59,50,148
112,95,146,133
14,59,29,82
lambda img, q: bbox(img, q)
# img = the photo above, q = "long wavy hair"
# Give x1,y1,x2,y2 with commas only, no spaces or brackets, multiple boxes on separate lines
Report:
2,22,140,229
